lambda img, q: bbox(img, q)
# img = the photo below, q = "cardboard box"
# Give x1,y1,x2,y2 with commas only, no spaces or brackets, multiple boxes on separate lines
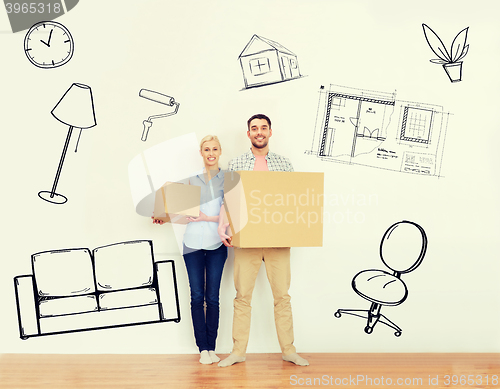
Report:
153,182,200,224
224,171,324,248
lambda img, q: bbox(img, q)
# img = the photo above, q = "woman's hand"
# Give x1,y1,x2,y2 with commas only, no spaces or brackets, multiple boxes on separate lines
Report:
151,216,165,225
186,211,210,223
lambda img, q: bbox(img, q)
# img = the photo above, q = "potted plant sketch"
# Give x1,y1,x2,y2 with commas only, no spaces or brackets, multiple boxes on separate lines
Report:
422,24,469,83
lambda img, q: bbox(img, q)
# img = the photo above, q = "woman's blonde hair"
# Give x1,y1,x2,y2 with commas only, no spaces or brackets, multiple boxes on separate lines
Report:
200,135,221,151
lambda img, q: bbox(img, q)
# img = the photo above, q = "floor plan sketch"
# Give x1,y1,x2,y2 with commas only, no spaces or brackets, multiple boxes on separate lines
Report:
307,84,450,177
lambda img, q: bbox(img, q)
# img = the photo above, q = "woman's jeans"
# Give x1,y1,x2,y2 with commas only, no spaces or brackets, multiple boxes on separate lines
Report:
183,244,227,352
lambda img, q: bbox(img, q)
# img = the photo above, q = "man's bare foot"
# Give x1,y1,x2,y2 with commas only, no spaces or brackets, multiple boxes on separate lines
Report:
283,353,309,366
218,353,246,367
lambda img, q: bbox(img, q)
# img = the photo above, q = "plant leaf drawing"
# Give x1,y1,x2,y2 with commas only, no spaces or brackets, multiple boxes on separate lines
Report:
450,27,469,62
422,24,451,64
422,24,469,64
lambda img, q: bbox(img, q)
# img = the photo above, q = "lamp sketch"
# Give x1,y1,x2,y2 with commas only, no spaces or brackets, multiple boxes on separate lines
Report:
139,89,180,141
38,83,97,205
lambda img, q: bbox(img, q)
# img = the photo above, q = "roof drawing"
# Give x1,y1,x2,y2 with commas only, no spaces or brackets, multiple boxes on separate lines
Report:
238,34,296,58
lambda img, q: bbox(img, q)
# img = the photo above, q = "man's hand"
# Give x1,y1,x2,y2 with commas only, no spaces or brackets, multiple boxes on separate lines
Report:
218,222,233,247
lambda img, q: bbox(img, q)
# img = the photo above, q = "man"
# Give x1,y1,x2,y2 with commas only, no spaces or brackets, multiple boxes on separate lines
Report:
217,114,309,367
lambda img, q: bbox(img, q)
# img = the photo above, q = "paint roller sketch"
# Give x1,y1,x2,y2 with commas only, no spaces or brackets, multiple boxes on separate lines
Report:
139,89,180,141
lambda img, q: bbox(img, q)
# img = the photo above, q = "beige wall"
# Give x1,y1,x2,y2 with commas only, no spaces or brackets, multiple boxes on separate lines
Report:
1,0,499,354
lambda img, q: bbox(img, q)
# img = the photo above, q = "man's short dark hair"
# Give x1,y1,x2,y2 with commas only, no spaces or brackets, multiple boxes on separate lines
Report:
247,114,271,129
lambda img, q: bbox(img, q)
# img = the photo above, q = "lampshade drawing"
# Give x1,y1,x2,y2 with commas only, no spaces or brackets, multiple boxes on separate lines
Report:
38,83,97,205
51,83,97,128
128,133,200,217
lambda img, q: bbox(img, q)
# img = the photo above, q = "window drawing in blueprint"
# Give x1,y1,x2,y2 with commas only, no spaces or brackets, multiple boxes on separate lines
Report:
307,84,450,177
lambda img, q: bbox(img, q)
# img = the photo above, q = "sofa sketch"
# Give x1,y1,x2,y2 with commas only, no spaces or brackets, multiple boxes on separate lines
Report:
14,240,180,339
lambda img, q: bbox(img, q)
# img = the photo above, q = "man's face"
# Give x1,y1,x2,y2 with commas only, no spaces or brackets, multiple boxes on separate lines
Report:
247,118,272,149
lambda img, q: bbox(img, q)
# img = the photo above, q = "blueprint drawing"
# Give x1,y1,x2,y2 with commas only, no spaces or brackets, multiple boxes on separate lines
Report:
307,84,450,177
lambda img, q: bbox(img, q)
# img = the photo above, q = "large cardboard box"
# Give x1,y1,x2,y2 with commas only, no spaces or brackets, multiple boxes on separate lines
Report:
153,182,200,224
224,171,324,248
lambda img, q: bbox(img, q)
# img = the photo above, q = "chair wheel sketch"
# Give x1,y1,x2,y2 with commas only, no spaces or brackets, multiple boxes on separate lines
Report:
334,221,428,337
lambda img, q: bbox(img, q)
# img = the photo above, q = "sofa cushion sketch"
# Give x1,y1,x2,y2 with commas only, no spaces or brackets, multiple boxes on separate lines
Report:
14,240,180,339
334,221,427,337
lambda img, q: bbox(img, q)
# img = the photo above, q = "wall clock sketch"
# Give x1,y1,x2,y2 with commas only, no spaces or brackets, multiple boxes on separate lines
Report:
24,21,74,69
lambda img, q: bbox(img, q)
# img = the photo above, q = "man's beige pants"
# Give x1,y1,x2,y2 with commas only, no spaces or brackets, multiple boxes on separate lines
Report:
231,247,296,356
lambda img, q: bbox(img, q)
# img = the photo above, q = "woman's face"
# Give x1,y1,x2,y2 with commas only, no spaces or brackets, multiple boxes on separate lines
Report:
200,140,221,168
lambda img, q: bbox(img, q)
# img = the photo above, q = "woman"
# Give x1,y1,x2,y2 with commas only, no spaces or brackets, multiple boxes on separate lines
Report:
153,135,227,365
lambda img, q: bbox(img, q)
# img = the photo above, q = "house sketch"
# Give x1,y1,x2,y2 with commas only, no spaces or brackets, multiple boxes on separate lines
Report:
14,240,181,339
238,34,302,90
306,84,450,177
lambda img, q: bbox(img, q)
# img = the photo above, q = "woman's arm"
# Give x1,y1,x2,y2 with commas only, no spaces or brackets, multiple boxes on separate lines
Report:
186,211,218,223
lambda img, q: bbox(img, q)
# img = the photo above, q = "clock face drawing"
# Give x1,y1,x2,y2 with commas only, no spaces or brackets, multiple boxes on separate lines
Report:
24,21,74,69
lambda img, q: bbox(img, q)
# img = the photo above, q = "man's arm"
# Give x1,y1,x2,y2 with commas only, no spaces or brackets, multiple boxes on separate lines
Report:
279,155,294,172
268,152,294,172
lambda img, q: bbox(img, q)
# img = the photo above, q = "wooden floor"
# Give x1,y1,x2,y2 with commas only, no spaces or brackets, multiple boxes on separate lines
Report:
0,353,499,388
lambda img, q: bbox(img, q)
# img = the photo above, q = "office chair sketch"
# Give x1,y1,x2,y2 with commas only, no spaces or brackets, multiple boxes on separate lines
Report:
334,220,428,337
